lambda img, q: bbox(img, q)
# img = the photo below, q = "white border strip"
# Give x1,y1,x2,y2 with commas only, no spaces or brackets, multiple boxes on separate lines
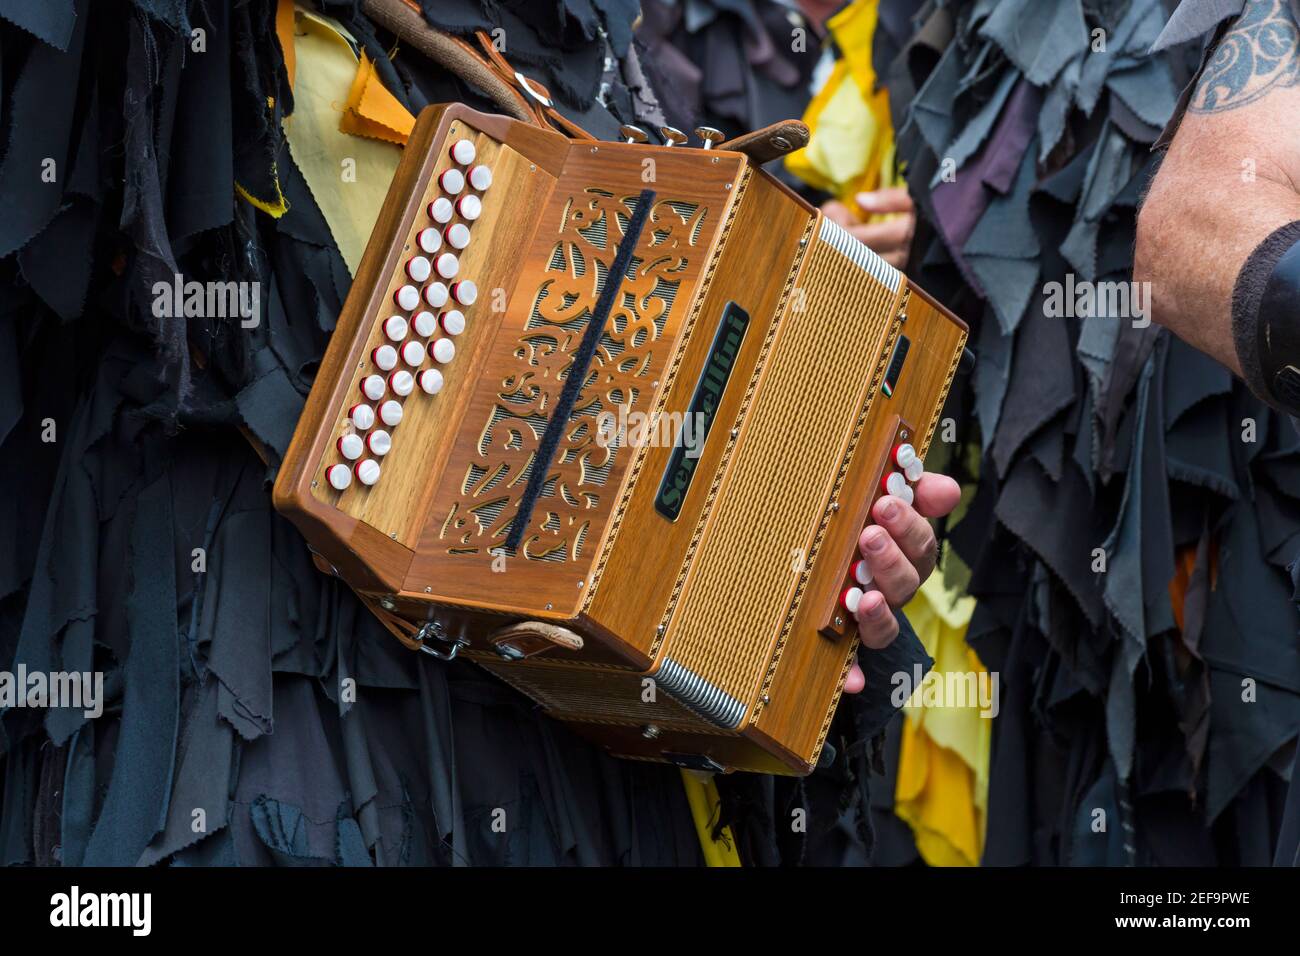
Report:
818,216,902,294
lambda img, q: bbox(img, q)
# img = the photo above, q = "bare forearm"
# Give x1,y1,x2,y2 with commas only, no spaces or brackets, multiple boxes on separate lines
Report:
1135,0,1300,378
1137,158,1300,377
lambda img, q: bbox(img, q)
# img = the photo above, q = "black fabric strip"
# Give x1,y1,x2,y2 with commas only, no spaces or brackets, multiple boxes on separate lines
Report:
506,187,656,551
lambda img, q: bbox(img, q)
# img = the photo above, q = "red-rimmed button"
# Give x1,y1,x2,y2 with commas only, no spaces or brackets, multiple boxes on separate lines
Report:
366,430,392,456
389,370,415,396
423,282,449,308
427,197,454,224
435,253,459,279
348,403,375,430
383,315,408,341
412,310,438,337
355,458,381,486
418,368,444,394
439,169,465,194
893,443,918,470
371,344,398,371
456,194,482,221
881,471,908,498
852,559,873,587
450,280,477,306
326,463,352,491
440,309,466,336
401,340,426,367
431,338,455,364
379,400,403,427
444,223,470,250
841,586,864,614
361,375,386,401
337,433,364,460
450,139,476,165
394,285,420,311
417,227,442,254
405,256,432,283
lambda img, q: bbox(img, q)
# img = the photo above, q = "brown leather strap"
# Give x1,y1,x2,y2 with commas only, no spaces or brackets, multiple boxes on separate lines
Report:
362,0,535,123
362,0,595,139
719,120,810,165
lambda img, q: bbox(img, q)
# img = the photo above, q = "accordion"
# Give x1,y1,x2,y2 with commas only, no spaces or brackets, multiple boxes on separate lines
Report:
274,103,967,775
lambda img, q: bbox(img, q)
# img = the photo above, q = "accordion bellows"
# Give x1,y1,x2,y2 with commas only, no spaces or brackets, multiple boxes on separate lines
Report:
274,104,967,774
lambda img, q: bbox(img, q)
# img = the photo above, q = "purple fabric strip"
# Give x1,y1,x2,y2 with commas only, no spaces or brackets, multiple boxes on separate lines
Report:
930,79,1043,294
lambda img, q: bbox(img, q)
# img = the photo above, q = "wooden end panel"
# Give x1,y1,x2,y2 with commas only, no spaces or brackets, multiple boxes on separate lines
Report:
581,169,816,659
752,280,968,769
306,119,561,545
273,104,562,588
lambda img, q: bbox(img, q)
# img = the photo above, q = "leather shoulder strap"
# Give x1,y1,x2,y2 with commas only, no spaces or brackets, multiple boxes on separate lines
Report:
362,0,595,139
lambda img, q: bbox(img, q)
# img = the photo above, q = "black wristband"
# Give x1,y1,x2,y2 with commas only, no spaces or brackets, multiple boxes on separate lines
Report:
1231,220,1300,413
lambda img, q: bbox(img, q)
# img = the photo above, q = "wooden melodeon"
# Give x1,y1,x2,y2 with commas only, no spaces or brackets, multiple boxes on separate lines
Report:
273,103,967,775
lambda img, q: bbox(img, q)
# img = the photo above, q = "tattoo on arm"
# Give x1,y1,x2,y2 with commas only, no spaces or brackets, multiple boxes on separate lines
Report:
1191,0,1300,113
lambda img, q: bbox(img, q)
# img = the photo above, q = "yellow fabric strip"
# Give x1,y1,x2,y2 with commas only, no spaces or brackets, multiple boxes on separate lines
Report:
785,0,903,214
282,6,403,274
341,51,417,145
679,769,742,866
234,178,289,219
895,573,991,866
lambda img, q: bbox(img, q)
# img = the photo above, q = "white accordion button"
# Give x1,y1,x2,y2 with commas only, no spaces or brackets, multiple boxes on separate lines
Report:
406,256,432,283
894,443,918,470
361,375,386,401
904,458,925,482
450,139,476,165
418,368,444,394
456,194,482,221
355,459,381,486
435,253,459,279
394,285,420,311
444,223,471,250
841,586,864,614
468,165,492,191
432,337,456,363
439,169,465,195
379,399,403,427
450,280,477,306
383,315,408,341
371,344,398,371
412,310,438,337
389,370,415,396
423,282,449,308
440,309,466,336
428,197,454,224
884,471,909,498
898,483,915,507
852,559,873,587
367,430,393,456
417,227,442,254
349,403,375,431
337,433,364,461
401,340,426,367
326,464,352,491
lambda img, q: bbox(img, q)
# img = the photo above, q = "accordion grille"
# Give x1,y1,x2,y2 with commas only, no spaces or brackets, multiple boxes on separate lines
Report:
659,234,901,705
